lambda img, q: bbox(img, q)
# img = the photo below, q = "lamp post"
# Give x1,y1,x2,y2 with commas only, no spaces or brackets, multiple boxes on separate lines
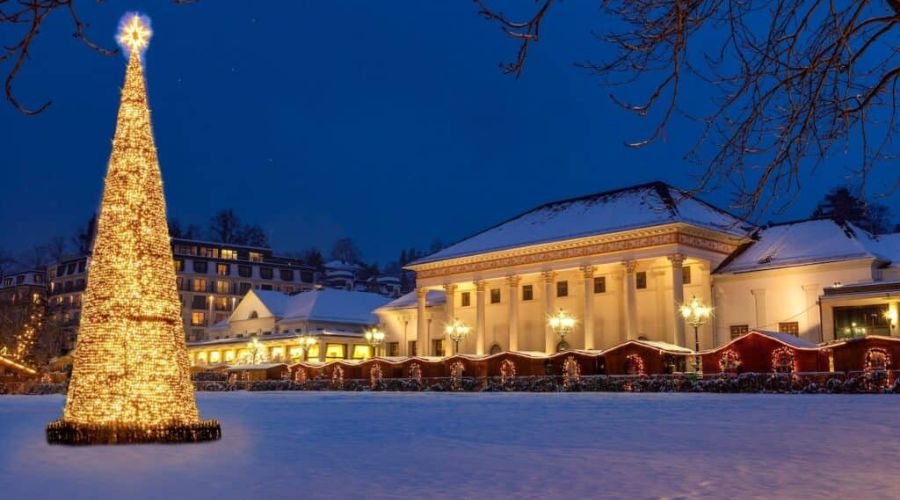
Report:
364,327,386,358
297,335,317,362
679,296,712,375
246,336,266,365
444,318,471,355
548,308,576,352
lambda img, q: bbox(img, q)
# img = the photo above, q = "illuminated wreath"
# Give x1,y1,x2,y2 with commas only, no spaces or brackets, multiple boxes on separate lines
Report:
500,359,517,384
293,367,307,384
719,349,742,373
624,353,645,376
771,347,796,374
450,361,465,381
864,348,891,372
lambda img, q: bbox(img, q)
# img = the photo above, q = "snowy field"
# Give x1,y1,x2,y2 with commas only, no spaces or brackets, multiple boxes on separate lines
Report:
1,393,898,499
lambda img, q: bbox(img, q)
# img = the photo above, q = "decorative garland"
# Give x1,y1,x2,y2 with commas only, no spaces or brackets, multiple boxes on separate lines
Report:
450,361,465,391
771,347,796,374
331,365,344,389
500,359,516,384
562,356,581,389
624,353,645,376
408,363,422,383
719,349,742,373
370,363,384,388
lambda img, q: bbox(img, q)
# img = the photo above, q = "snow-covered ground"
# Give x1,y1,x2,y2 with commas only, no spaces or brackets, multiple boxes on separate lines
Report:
1,392,898,499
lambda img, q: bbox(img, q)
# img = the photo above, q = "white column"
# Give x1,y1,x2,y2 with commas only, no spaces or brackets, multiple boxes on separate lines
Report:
622,260,638,340
443,283,457,356
318,337,327,362
751,289,767,330
668,254,686,347
581,266,595,350
475,280,486,355
416,287,428,357
543,271,556,354
507,276,520,352
802,283,821,342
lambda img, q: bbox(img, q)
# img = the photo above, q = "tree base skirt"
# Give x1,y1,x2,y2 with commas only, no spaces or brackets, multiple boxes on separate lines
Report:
46,419,222,445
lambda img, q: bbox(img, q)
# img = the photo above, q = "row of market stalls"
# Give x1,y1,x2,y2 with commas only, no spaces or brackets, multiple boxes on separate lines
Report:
207,330,900,381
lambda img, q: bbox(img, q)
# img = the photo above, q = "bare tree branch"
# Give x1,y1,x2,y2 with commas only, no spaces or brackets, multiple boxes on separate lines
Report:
477,0,900,218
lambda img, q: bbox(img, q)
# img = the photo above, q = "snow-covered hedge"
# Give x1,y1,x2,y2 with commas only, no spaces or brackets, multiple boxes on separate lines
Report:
190,373,900,394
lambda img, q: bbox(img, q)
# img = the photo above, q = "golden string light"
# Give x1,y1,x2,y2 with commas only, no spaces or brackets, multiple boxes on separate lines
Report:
47,13,219,445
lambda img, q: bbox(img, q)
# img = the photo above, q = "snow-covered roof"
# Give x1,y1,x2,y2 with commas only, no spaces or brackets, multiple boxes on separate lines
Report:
325,260,362,271
411,182,751,266
377,290,446,311
717,219,894,274
702,330,819,354
251,289,390,324
602,339,695,355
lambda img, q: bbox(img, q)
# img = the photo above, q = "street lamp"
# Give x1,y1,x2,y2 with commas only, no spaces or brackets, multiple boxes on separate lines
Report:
679,296,712,374
297,335,317,362
548,308,576,352
364,327,386,358
444,318,471,355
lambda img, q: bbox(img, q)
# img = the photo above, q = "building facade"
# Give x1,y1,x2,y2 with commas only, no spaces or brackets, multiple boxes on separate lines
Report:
46,238,317,347
188,288,391,365
377,182,900,357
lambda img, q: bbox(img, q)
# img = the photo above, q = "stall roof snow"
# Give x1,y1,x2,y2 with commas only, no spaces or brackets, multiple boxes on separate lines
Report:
410,182,752,266
716,219,897,274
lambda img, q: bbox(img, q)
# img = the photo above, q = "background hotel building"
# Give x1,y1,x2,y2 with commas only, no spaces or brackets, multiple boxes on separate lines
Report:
378,182,900,357
47,238,316,346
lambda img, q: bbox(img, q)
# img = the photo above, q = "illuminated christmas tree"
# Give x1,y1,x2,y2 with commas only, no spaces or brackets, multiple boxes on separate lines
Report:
47,13,220,444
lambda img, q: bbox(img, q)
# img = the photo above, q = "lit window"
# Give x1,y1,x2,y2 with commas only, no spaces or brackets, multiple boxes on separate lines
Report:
306,344,320,359
778,322,800,336
192,279,208,292
730,324,749,339
221,249,238,260
352,345,373,359
191,311,206,326
249,252,263,263
209,351,221,363
174,259,184,272
325,344,346,360
215,280,230,294
224,350,235,362
216,263,230,276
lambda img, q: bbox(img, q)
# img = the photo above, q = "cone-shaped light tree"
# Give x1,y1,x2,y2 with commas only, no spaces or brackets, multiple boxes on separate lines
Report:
47,13,220,445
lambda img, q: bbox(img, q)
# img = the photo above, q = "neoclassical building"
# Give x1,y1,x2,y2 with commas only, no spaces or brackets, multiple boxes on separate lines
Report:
376,182,899,357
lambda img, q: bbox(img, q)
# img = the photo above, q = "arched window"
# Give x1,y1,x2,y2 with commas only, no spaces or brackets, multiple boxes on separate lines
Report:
489,343,502,355
248,310,259,320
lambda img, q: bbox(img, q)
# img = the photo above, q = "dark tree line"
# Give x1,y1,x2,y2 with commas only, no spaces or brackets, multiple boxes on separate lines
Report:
813,186,898,234
170,209,269,247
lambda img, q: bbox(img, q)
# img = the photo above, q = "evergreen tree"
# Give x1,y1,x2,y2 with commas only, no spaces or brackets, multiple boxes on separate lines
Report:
812,187,894,234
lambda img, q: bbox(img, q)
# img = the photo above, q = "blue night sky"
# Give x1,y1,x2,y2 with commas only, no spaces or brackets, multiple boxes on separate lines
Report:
2,1,896,265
